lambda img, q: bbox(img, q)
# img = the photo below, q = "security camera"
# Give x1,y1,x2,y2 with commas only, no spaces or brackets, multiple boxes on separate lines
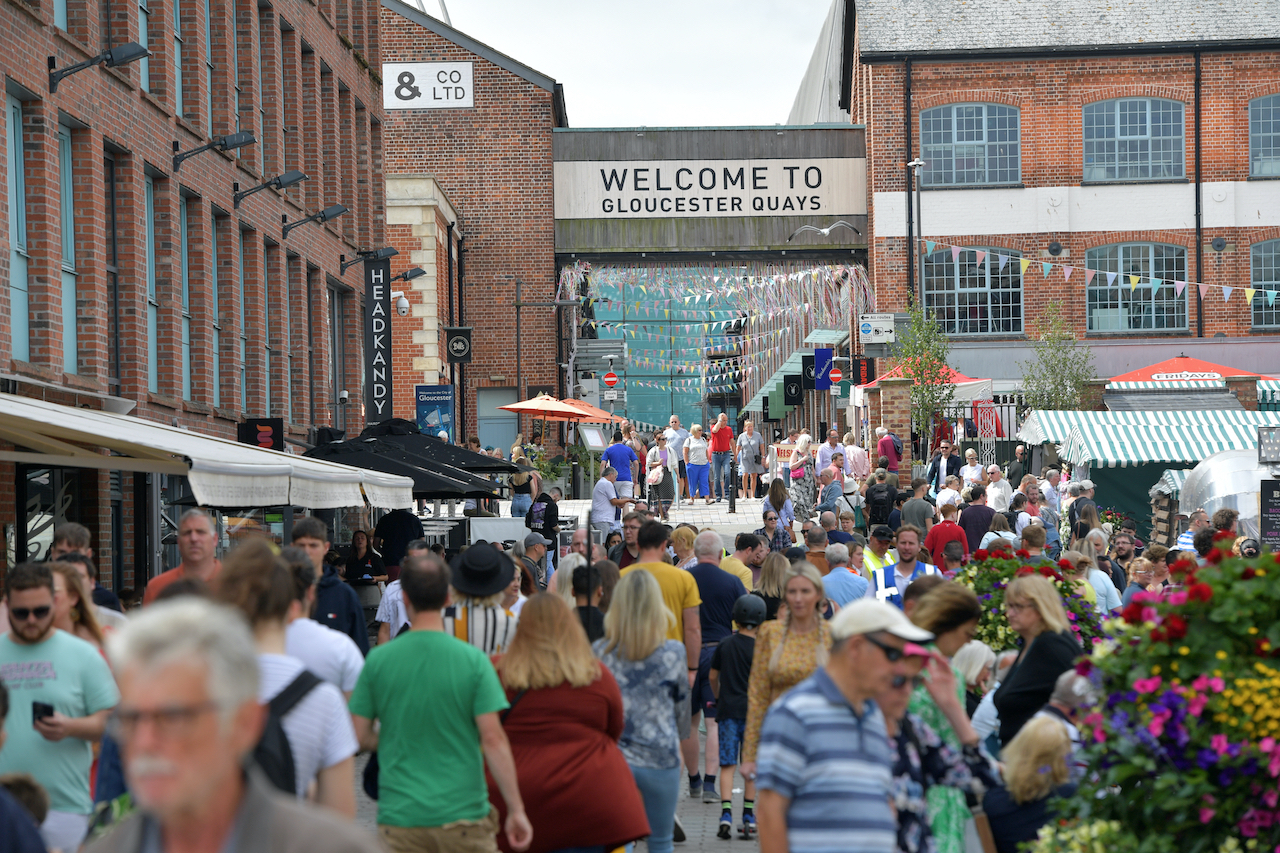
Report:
338,390,349,403
396,296,410,316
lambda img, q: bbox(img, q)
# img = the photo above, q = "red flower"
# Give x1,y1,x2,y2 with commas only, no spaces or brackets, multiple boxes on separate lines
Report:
1171,558,1195,576
1058,559,1074,572
1164,614,1188,641
1016,566,1034,577
1016,548,1031,559
1038,565,1059,579
1242,567,1256,580
1213,529,1235,543
1122,602,1145,625
1188,582,1214,603
974,549,989,561
1206,548,1225,565
1075,659,1094,675
1151,628,1167,643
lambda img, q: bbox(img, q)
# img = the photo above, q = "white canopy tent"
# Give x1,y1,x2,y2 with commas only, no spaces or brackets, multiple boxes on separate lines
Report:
0,394,414,509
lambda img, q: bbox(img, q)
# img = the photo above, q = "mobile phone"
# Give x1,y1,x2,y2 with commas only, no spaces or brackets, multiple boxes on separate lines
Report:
32,701,55,722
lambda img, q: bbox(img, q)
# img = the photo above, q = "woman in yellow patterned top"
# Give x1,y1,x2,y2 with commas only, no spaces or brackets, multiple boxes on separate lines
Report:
740,562,834,773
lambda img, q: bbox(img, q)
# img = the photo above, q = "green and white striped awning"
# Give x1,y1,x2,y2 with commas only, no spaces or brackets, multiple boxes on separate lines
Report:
744,350,806,414
1260,380,1280,403
1150,468,1193,500
1058,421,1275,468
803,328,851,346
1018,409,1280,446
1106,380,1226,391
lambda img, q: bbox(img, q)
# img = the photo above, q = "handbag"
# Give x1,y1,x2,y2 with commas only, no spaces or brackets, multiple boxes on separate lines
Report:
753,452,762,465
646,464,664,486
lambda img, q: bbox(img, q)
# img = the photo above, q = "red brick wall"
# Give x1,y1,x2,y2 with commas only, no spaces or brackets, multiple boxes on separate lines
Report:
380,8,558,438
860,50,1280,338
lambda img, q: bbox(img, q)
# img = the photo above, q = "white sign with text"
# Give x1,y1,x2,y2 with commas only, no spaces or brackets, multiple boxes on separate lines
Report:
383,62,474,110
554,157,866,219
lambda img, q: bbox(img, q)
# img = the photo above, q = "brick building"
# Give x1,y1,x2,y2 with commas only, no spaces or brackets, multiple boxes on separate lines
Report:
0,0,385,586
797,0,1280,392
378,0,567,450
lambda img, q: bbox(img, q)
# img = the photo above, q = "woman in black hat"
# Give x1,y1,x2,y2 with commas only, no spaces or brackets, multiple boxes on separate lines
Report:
443,541,519,655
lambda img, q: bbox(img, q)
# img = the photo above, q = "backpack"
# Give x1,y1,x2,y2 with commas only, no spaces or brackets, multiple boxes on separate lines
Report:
867,483,894,524
889,432,903,457
253,670,322,795
1002,509,1021,530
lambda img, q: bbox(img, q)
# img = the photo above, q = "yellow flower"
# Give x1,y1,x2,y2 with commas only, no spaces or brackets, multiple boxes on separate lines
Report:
1152,665,1161,675
1249,626,1259,635
1179,646,1190,655
1216,650,1229,660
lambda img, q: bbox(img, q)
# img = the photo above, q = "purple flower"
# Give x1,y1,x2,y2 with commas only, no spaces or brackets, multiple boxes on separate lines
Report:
1196,748,1218,769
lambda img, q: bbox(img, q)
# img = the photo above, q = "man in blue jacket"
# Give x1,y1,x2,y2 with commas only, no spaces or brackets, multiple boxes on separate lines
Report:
293,517,369,655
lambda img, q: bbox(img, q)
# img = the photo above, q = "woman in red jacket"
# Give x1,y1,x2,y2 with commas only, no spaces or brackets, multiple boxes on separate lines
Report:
487,593,650,853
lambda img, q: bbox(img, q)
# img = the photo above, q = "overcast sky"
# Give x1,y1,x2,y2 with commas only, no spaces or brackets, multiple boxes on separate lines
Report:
428,0,835,127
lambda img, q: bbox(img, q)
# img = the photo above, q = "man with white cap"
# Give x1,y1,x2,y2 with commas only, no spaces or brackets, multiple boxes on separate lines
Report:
1068,479,1096,527
754,600,934,853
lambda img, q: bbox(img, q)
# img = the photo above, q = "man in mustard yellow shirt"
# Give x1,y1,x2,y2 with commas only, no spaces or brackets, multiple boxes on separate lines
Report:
718,533,759,588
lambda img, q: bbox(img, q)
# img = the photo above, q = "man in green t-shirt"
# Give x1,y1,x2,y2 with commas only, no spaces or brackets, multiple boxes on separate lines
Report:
350,553,532,853
0,563,119,852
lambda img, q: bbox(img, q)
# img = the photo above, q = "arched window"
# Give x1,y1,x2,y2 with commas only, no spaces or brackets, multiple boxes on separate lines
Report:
1084,243,1187,332
922,247,1022,335
920,104,1020,186
1253,240,1280,328
1083,98,1184,182
1251,94,1280,177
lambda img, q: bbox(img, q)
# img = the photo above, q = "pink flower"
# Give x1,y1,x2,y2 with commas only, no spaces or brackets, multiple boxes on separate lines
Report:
1141,606,1159,623
1200,807,1216,824
1209,677,1225,692
1262,737,1277,753
1264,788,1279,809
1213,734,1231,756
1187,694,1208,717
1192,675,1211,692
1134,675,1163,694
1148,717,1167,737
1167,590,1188,606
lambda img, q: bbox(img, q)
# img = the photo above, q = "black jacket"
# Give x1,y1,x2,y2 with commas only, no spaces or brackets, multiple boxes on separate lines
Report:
923,453,962,490
314,564,369,655
992,630,1081,746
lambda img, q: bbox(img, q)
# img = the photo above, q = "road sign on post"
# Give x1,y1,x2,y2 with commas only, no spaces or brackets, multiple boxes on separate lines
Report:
602,372,619,388
829,367,843,384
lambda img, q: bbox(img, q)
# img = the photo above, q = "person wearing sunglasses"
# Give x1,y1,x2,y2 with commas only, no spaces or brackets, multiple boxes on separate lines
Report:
0,563,119,853
877,647,998,853
754,510,793,555
753,600,934,853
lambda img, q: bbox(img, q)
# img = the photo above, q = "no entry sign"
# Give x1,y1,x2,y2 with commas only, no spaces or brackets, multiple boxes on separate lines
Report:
828,367,843,384
602,372,619,387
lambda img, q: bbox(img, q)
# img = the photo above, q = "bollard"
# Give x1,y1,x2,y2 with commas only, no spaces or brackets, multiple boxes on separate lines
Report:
728,456,737,514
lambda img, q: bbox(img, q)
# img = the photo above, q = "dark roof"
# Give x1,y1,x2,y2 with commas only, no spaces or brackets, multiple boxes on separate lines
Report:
856,0,1280,60
1103,389,1245,412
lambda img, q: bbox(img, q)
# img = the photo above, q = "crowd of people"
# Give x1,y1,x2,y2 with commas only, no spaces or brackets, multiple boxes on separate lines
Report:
0,420,1255,853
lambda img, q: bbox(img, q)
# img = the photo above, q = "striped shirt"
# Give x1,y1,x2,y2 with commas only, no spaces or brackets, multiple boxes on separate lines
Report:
1176,529,1196,552
756,668,896,853
257,654,358,798
442,601,518,655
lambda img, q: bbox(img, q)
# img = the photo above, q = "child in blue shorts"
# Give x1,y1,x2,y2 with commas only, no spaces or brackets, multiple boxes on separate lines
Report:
709,594,765,839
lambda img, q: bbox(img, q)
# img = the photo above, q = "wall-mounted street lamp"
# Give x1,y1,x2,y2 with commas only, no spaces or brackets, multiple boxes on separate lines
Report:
233,169,308,209
390,267,425,283
281,203,347,239
48,42,149,93
173,131,256,172
340,246,398,274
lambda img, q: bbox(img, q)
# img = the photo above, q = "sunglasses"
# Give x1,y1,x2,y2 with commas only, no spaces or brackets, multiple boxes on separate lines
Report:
865,633,907,661
11,606,51,621
891,674,926,690
764,515,778,521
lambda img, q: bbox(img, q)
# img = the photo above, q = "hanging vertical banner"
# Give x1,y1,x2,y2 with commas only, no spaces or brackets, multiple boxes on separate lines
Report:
850,355,876,386
814,347,833,390
801,354,816,390
415,385,455,442
762,395,773,422
364,258,393,423
784,375,804,406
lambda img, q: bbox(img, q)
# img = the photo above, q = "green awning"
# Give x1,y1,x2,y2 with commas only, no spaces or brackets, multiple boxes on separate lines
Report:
1058,421,1271,468
1106,380,1226,390
803,328,850,346
745,350,806,413
1018,409,1280,446
1150,468,1193,500
1260,380,1280,403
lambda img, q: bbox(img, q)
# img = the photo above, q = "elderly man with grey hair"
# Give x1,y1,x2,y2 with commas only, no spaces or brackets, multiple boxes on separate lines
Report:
590,466,629,542
822,542,869,607
1032,669,1098,782
85,598,380,853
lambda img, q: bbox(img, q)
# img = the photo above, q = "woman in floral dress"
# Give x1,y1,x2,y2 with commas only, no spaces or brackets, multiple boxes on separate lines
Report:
787,433,817,523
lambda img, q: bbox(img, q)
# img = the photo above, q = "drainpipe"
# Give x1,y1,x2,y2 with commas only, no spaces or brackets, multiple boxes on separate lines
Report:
457,236,467,437
904,59,915,307
1194,50,1204,338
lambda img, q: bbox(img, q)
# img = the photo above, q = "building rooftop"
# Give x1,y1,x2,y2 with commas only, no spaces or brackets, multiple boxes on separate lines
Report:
856,0,1280,59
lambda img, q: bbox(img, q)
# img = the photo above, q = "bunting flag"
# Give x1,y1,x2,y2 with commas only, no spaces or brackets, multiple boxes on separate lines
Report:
1041,262,1052,278
1199,283,1210,300
1107,272,1117,286
998,254,1009,272
1245,288,1256,303
1063,266,1074,281
1085,269,1096,285
1128,275,1139,291
1175,281,1186,296
1269,290,1278,307
1019,258,1032,275
951,245,962,262
1223,287,1234,302
1151,278,1162,294
925,240,936,254
975,250,987,265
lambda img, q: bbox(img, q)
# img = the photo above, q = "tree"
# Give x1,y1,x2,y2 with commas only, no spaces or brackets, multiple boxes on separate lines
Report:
893,303,955,456
1018,301,1097,412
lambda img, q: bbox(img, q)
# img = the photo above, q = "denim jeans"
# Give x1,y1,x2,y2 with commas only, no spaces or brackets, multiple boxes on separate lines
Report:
711,451,731,499
628,764,680,853
509,493,532,518
687,463,711,497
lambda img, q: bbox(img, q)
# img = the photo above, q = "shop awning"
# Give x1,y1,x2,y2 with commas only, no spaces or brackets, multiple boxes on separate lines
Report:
853,364,993,407
1150,468,1193,500
359,419,527,474
304,440,500,500
0,393,414,509
1260,380,1280,405
1057,420,1276,468
803,328,850,346
1018,408,1280,446
744,350,806,413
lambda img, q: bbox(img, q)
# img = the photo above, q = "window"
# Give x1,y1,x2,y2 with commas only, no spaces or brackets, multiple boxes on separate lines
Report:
105,154,121,387
173,0,184,117
263,240,275,416
328,283,345,426
238,229,248,410
1253,240,1280,328
138,0,151,92
257,9,270,174
145,177,158,392
1251,94,1280,177
231,0,241,130
922,247,1023,335
55,0,68,29
59,125,77,373
210,213,221,407
920,104,1020,186
1083,98,1184,182
7,96,29,362
179,199,192,399
1085,243,1187,331
203,0,213,129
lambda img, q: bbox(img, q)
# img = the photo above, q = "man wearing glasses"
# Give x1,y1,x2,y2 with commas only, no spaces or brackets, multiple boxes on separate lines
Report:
0,563,118,852
923,441,961,499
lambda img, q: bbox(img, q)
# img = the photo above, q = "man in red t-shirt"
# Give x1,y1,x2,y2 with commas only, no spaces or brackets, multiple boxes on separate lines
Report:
142,509,222,604
876,426,901,473
924,503,969,563
708,412,735,503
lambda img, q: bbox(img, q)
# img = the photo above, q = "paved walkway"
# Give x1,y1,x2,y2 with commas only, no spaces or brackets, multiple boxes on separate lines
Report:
425,496,773,538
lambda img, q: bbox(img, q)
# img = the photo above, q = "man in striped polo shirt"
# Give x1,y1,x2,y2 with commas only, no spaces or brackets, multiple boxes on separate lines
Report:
754,600,934,853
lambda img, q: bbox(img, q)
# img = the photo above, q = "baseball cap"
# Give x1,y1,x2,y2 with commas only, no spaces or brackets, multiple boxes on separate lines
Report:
870,525,895,541
1080,479,1095,490
523,532,552,548
829,599,935,642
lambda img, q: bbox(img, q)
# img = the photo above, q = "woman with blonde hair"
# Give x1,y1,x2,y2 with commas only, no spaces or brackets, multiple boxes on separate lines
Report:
992,574,1080,746
1057,549,1098,608
593,570,689,853
740,562,833,780
684,424,713,504
488,594,649,853
508,455,540,520
982,715,1076,852
951,639,997,717
552,553,587,607
753,551,789,621
788,433,817,523
670,526,697,571
49,562,105,649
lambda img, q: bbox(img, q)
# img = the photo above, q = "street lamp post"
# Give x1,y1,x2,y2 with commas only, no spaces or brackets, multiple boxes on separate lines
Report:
907,159,925,305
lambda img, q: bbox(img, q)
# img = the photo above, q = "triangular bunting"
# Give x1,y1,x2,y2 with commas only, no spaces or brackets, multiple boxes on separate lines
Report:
1223,286,1233,302
1106,272,1117,286
998,254,1009,271
925,240,936,254
1019,258,1031,275
1151,278,1162,294
1128,275,1139,291
951,245,962,262
1174,281,1186,296
1063,266,1074,281
1041,262,1052,278
1245,288,1256,304
1198,283,1209,300
1085,269,1096,285
974,250,987,265
1268,290,1278,306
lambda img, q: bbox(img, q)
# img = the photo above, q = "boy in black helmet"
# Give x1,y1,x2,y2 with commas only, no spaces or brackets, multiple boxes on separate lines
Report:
709,594,766,840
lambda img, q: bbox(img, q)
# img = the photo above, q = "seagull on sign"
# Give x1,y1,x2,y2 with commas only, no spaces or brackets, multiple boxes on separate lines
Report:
787,220,862,242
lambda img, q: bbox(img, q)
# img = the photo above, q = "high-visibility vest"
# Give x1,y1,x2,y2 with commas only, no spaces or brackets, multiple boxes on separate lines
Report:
872,562,939,609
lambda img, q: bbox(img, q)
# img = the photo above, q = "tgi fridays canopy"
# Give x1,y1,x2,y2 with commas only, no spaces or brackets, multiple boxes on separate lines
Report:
1018,409,1280,447
1108,356,1271,384
1057,418,1280,468
0,393,414,508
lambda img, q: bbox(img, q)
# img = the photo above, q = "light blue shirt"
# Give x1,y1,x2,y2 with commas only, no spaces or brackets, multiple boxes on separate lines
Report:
823,566,870,607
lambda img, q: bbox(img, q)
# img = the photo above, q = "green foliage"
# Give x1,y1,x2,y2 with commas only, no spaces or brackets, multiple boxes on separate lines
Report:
525,446,563,480
1018,301,1097,412
1043,540,1280,850
893,303,955,454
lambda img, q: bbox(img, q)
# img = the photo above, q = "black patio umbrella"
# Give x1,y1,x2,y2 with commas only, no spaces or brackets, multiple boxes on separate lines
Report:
359,418,532,475
304,440,499,500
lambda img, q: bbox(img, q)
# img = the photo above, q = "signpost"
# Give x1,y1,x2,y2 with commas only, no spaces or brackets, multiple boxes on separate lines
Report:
364,257,393,423
1261,480,1280,551
829,366,843,384
602,371,619,387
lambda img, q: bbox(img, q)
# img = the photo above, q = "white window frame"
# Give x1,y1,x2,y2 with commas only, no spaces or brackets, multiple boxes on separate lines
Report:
173,0,184,118
1252,240,1280,329
1083,97,1185,182
210,212,222,407
7,96,29,362
1250,94,1280,178
180,199,193,400
138,0,151,92
145,177,159,392
919,103,1021,187
922,247,1024,335
59,124,78,373
1085,242,1188,332
203,0,214,130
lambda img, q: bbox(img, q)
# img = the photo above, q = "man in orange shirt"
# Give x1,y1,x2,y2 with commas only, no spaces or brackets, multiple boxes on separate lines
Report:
141,510,222,604
924,503,970,564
